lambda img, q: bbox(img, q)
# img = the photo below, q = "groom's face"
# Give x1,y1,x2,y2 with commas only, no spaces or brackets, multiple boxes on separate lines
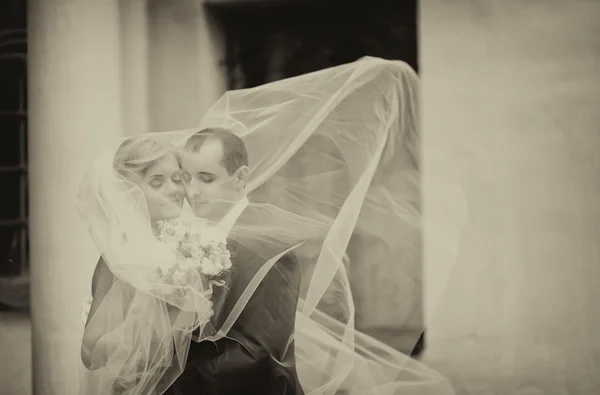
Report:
181,139,246,222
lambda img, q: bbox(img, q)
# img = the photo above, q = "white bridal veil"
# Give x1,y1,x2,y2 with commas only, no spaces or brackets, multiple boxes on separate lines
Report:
77,56,454,394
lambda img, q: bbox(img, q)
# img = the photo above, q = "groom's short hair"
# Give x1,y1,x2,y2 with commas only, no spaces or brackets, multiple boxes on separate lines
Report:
184,127,248,175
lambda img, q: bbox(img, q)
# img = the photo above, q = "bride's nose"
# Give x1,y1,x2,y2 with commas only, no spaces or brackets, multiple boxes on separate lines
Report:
165,179,184,196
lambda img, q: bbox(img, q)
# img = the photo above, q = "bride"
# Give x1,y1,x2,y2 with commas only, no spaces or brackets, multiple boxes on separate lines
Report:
80,137,186,370
77,56,455,395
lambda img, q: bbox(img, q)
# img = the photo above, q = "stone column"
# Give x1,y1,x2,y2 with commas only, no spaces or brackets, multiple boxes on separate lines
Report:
28,1,123,393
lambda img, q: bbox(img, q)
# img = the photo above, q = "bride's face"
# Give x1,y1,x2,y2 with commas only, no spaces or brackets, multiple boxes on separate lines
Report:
137,154,185,222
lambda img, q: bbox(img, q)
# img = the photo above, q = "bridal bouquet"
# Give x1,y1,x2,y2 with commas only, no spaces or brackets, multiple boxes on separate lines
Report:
155,220,233,288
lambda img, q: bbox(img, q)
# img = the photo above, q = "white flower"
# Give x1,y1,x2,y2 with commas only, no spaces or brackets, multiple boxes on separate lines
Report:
190,246,203,259
157,220,189,244
222,257,232,271
200,257,212,267
201,258,223,277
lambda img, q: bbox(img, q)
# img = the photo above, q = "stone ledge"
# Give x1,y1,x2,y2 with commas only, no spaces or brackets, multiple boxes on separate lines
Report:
0,274,30,310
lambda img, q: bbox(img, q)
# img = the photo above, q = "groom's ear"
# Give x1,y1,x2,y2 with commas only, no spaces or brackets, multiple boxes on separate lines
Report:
235,166,249,189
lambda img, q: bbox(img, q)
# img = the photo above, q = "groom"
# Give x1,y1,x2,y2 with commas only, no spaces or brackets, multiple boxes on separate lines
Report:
165,127,305,395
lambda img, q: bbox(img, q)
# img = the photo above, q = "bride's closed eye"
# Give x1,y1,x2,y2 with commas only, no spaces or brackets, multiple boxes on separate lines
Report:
171,172,183,184
149,176,164,189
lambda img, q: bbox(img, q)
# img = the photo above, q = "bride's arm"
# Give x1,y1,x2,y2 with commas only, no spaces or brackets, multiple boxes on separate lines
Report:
81,257,181,371
81,256,134,370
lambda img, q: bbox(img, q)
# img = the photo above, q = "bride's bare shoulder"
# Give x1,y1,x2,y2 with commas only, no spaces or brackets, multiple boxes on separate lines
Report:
91,256,114,296
91,256,134,298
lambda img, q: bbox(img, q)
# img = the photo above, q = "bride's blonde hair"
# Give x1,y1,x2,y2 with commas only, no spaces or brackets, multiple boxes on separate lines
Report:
113,136,180,180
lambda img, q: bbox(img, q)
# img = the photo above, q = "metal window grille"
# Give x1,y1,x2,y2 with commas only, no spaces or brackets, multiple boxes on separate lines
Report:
0,28,28,277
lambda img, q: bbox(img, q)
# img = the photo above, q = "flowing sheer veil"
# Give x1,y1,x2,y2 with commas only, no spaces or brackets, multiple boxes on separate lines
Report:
77,56,454,394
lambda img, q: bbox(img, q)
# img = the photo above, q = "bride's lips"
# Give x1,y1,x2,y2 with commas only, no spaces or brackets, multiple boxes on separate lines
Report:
165,196,183,205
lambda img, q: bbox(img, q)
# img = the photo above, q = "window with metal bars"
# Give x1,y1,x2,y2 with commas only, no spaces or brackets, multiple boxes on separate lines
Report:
205,0,418,89
0,26,28,277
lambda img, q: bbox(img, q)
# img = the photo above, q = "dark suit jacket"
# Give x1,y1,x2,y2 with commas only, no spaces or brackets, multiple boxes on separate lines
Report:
165,235,305,395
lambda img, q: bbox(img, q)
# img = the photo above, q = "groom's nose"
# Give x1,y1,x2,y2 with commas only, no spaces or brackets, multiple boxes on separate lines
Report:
185,178,203,197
